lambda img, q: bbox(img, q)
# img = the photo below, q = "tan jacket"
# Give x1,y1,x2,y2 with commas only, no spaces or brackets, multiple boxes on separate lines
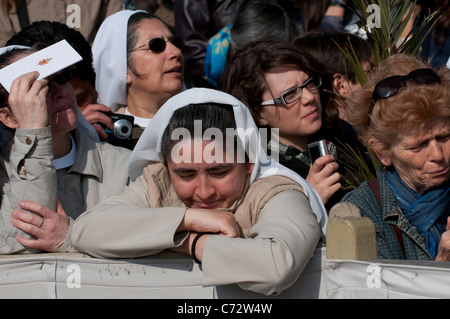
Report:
0,0,123,46
71,163,321,295
0,127,131,255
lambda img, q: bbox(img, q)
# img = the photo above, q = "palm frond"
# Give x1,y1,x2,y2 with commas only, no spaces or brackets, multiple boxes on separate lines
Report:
331,0,439,184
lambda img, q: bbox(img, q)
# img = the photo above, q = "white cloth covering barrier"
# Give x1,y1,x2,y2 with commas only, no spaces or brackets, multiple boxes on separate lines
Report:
0,248,449,299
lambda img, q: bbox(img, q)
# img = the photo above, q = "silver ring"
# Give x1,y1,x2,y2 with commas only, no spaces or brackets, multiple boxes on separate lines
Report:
38,217,44,228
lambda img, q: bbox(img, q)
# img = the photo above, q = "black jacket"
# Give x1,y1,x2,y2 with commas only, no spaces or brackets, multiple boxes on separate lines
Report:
174,0,248,88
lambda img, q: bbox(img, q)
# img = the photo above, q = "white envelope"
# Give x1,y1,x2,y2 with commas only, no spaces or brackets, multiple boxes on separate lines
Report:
0,39,82,93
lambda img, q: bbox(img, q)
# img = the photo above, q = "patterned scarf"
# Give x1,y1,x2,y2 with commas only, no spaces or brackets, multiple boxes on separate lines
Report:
204,24,233,87
385,169,450,258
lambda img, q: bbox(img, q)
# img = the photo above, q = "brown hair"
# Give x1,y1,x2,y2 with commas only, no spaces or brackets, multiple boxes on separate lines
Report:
221,39,330,127
348,53,450,156
0,48,34,109
293,30,374,134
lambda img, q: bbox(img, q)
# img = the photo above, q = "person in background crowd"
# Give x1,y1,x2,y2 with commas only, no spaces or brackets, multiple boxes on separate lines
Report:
293,30,376,186
0,47,130,254
331,54,450,261
204,0,299,87
418,0,450,69
222,40,343,209
0,0,123,46
174,0,247,88
92,10,185,149
71,88,327,296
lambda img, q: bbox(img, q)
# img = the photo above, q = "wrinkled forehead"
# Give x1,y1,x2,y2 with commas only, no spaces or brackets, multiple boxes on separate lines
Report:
395,117,450,142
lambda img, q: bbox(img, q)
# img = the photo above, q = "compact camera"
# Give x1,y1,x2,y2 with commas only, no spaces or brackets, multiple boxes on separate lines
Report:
102,112,134,147
308,139,330,163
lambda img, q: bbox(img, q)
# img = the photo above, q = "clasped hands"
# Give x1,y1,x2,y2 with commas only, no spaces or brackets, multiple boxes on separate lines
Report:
172,208,242,263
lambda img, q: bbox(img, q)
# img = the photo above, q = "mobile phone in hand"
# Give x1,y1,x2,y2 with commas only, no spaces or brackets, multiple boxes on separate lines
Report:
308,140,330,163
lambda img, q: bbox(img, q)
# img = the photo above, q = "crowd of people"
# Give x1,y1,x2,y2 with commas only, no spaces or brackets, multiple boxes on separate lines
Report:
0,0,449,295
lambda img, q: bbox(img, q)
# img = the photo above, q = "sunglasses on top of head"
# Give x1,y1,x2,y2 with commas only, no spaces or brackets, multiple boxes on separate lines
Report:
371,68,441,103
130,36,185,54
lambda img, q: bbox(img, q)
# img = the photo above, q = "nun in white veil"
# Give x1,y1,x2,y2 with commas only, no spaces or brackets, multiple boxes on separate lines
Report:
72,88,327,296
92,10,185,129
129,88,328,235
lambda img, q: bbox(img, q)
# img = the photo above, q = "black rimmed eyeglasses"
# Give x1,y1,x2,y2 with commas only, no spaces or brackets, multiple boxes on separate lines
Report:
261,77,322,106
371,68,441,103
130,36,185,54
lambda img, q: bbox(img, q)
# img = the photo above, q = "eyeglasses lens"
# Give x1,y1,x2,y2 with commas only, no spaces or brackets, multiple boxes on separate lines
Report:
374,76,406,100
147,36,185,53
372,69,440,103
148,38,166,53
48,70,72,85
284,77,322,104
408,69,441,84
171,36,185,51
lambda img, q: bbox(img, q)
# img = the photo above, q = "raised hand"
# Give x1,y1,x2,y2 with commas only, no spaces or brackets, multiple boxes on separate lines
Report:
8,71,49,129
306,154,341,205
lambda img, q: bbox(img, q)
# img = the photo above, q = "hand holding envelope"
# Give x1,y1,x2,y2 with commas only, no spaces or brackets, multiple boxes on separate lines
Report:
0,40,83,130
0,40,82,94
7,71,49,130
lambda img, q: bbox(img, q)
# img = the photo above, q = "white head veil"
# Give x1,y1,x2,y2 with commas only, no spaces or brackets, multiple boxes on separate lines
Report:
128,88,328,237
0,45,99,142
92,10,146,112
0,45,30,56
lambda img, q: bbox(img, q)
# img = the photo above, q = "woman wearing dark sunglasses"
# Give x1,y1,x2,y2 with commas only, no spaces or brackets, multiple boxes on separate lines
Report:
331,54,450,261
92,10,185,148
0,47,131,254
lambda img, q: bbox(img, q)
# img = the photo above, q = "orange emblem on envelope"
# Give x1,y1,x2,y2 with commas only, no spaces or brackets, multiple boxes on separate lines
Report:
37,58,53,66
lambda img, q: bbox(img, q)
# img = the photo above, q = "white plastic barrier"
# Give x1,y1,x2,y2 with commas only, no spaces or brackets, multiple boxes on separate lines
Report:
1,248,449,299
0,248,326,299
324,259,450,299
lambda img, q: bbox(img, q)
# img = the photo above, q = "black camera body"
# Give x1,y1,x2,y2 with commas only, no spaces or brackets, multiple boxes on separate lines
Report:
102,112,134,147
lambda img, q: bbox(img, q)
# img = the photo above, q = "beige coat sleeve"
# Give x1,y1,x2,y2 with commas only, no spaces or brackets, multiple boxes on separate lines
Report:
201,190,321,296
0,127,57,255
71,175,189,258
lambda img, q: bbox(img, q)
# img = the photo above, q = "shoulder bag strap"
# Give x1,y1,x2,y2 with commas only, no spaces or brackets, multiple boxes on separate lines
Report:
368,179,406,259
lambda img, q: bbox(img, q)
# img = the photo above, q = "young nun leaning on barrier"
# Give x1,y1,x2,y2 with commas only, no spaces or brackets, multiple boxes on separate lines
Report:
71,88,327,296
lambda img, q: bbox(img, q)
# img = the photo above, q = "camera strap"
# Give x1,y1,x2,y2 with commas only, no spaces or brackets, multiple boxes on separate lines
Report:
17,0,31,30
368,179,406,259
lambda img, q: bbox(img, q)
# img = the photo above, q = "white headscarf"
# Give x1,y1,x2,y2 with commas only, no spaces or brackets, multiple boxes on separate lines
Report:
0,45,99,142
128,88,328,237
92,10,146,112
0,45,30,56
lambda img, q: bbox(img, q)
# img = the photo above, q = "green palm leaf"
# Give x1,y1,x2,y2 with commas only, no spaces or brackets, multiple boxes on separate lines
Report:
332,0,439,185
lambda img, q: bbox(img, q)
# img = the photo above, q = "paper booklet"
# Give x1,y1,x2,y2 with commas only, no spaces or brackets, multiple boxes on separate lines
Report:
0,39,82,93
